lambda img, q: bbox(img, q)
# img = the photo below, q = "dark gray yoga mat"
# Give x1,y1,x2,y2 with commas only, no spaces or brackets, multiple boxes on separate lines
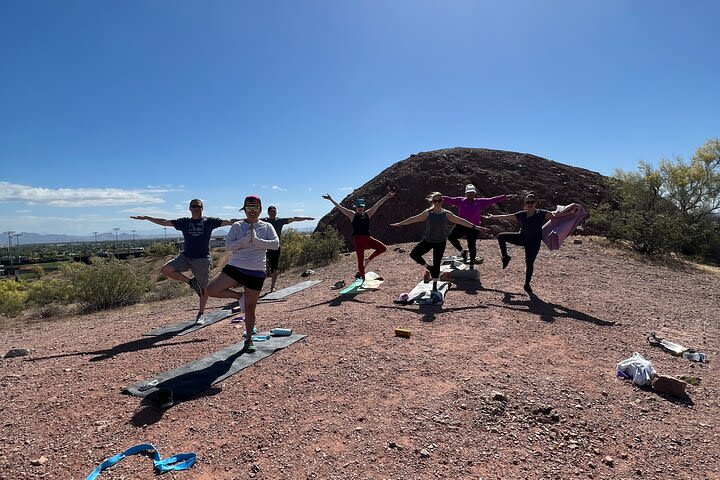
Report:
123,333,305,402
143,308,234,337
259,280,322,301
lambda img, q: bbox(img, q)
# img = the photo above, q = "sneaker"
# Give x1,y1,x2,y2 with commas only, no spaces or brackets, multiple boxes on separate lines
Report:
524,283,533,294
195,312,206,325
188,277,203,297
423,270,431,283
501,255,512,269
461,250,468,264
355,272,363,280
242,326,258,337
243,339,256,353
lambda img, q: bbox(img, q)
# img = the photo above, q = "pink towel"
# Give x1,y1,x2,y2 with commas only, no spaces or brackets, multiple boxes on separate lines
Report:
542,203,587,251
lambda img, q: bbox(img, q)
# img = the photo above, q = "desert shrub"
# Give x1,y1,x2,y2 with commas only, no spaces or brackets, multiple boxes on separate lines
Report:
148,241,178,257
30,265,44,279
26,278,74,307
278,229,308,272
0,280,28,318
62,256,151,312
34,304,65,319
145,281,187,302
588,206,684,255
296,227,345,267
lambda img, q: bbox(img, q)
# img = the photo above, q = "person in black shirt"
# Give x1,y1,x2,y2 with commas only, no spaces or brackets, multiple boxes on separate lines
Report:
485,193,578,294
131,199,238,323
322,191,394,280
263,206,315,292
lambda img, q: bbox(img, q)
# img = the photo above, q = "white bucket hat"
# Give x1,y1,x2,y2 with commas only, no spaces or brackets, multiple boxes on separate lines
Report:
465,184,477,194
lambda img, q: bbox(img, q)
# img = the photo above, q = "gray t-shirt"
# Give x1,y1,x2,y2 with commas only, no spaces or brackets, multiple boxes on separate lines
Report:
423,210,449,243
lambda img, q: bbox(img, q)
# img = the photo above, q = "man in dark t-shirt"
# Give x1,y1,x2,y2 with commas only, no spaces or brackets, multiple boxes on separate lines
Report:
263,205,315,292
131,199,238,323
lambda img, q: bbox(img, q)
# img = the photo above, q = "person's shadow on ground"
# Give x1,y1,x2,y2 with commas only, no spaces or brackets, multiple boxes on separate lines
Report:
289,292,374,311
493,291,618,326
28,336,208,363
377,303,487,323
128,347,250,426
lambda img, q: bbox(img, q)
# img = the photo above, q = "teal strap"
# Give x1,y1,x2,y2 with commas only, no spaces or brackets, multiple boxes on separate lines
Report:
85,443,196,480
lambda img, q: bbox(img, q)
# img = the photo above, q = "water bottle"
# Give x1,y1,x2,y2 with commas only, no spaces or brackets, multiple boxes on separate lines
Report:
683,351,705,362
271,328,292,336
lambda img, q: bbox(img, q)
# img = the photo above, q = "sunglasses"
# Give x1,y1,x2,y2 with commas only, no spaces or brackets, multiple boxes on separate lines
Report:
432,199,443,203
190,204,203,208
525,200,537,205
244,205,262,212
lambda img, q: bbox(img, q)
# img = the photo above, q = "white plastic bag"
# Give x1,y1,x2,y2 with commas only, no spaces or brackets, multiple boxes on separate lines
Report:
616,352,656,386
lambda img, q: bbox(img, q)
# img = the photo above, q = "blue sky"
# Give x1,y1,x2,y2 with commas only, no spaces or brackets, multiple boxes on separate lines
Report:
1,0,718,237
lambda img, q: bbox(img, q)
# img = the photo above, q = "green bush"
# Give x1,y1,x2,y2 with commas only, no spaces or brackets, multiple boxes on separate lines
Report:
26,278,74,307
145,281,187,302
278,229,308,272
30,265,44,279
0,280,28,318
34,304,65,319
62,256,151,312
296,227,345,267
588,205,684,255
276,227,345,271
148,241,178,257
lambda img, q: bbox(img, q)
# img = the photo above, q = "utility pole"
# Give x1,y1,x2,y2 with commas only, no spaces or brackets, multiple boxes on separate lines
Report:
3,231,15,267
93,232,98,243
131,229,136,243
14,233,22,263
164,227,167,239
113,228,120,255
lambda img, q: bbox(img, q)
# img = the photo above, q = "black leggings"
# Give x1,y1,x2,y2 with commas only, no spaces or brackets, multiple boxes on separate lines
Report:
410,240,446,279
497,232,541,286
448,224,479,264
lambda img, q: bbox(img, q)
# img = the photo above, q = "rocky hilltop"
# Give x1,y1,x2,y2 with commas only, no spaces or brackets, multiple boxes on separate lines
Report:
316,147,610,245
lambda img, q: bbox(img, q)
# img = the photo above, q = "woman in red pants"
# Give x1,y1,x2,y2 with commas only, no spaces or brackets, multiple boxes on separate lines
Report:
322,191,394,280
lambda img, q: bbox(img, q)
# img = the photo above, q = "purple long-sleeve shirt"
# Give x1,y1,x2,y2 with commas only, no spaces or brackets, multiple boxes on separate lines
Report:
442,195,507,224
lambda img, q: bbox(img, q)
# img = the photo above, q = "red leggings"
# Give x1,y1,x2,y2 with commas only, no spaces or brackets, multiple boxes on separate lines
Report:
352,235,387,278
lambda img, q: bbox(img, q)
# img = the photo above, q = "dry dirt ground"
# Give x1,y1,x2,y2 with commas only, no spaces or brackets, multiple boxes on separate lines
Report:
1,239,719,480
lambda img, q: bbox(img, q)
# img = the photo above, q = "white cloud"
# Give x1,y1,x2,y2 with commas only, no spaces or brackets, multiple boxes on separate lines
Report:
271,185,288,192
0,182,165,207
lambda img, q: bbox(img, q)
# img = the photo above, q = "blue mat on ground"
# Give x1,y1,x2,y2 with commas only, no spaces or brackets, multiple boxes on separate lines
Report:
123,333,305,404
259,280,322,301
142,308,234,337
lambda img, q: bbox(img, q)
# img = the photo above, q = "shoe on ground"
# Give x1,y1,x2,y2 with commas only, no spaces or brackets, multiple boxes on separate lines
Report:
195,313,206,325
243,339,257,353
188,277,203,297
355,272,363,280
423,270,432,283
524,283,533,294
461,250,468,264
501,255,512,269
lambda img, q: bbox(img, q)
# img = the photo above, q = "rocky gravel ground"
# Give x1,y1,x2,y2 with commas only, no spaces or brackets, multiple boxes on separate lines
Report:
0,238,718,479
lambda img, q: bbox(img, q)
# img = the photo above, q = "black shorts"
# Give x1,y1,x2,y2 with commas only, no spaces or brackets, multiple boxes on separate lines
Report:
221,265,265,292
266,247,281,272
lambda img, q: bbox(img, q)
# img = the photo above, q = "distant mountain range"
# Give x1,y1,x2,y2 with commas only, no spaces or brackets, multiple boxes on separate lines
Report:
5,225,316,246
